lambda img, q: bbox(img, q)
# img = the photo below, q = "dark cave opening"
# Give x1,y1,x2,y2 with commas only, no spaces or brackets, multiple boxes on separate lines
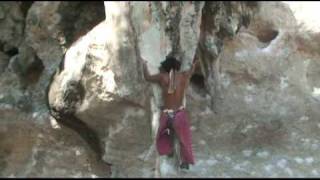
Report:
190,73,206,90
257,29,279,43
5,47,19,57
24,56,44,84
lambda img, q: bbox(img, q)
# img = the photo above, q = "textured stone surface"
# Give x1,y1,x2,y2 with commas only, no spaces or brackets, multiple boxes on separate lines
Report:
48,2,153,176
0,2,25,48
181,2,320,178
24,1,105,112
0,1,110,178
0,51,9,74
0,108,110,177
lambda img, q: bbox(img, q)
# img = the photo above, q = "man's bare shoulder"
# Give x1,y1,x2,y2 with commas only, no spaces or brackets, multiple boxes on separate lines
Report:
162,73,170,81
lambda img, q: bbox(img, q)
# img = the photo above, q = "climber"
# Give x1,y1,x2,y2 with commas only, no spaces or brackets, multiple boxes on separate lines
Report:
140,55,198,170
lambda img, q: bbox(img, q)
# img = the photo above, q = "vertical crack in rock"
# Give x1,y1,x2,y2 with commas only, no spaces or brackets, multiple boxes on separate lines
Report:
56,1,105,48
127,3,155,143
166,2,183,60
20,1,33,18
127,2,144,81
196,1,258,113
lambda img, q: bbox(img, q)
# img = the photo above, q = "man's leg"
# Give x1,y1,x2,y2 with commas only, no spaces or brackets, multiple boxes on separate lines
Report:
156,113,174,156
172,110,195,168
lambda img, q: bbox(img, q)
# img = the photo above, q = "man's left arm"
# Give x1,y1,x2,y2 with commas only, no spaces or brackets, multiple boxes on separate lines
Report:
183,57,198,79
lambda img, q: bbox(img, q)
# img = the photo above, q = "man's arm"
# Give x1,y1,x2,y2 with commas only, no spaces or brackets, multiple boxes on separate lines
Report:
142,60,162,83
183,57,198,79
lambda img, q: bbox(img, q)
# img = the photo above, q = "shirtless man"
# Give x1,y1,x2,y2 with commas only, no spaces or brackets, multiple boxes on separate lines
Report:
140,55,197,170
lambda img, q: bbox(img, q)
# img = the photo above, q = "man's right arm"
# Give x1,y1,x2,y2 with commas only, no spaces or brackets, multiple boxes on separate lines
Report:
142,59,162,83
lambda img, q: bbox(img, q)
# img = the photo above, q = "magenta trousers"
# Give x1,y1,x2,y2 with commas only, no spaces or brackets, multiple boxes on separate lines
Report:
156,109,195,164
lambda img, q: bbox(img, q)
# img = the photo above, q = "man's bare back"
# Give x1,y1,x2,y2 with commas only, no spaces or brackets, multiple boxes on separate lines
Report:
141,58,196,110
159,72,189,110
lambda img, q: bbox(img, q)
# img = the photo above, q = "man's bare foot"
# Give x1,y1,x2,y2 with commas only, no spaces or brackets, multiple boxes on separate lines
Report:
180,163,189,170
167,151,174,158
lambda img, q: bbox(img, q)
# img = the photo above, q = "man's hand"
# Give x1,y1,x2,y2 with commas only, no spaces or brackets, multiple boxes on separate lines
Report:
142,60,148,67
190,57,199,70
192,56,199,65
185,56,199,78
139,54,148,65
142,59,162,83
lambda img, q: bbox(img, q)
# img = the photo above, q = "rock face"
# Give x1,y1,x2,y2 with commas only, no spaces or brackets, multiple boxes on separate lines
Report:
47,1,258,177
0,108,110,177
0,1,109,177
186,2,320,178
2,1,320,178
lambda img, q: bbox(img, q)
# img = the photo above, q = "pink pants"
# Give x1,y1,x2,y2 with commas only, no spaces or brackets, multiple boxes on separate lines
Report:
156,109,195,164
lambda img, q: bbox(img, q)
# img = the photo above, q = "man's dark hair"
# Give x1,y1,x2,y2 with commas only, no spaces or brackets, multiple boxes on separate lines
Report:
160,56,181,73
